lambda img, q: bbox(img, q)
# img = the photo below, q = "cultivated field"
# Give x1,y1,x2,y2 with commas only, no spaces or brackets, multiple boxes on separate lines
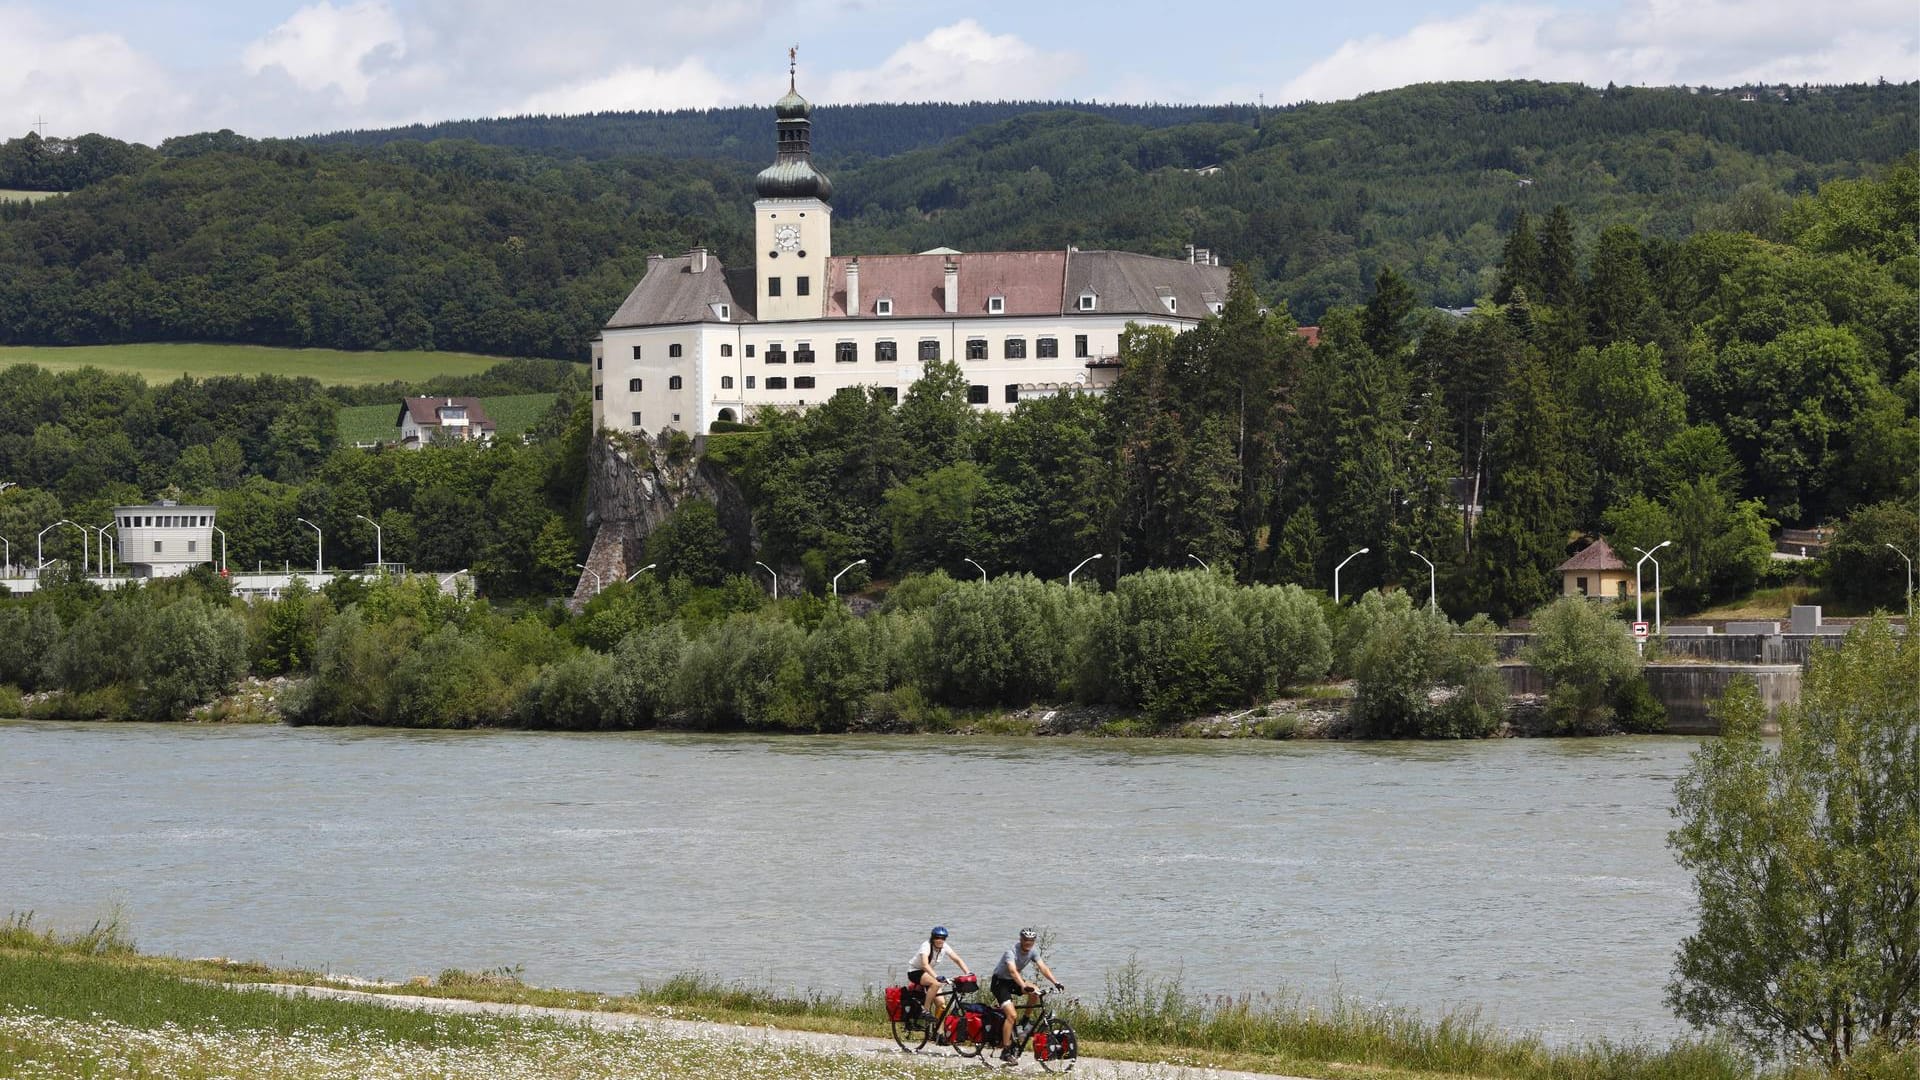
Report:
0,189,62,203
0,343,522,385
339,393,559,445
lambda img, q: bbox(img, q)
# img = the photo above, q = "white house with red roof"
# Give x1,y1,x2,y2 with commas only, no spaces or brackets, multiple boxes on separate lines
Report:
397,396,496,449
591,68,1232,436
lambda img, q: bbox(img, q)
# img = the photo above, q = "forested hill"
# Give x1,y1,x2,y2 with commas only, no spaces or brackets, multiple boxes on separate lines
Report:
0,80,1911,359
305,102,1264,164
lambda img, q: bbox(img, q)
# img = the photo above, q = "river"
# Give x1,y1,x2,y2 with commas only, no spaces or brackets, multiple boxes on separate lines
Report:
0,721,1702,1045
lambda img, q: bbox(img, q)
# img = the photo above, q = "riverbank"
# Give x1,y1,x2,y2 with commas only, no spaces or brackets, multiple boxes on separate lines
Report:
0,918,1838,1080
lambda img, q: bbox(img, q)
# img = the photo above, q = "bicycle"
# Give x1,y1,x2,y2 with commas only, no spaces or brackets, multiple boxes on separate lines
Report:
888,972,980,1053
998,987,1079,1072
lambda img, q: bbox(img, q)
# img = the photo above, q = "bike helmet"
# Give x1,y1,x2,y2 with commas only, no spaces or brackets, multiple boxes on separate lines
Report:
931,926,949,939
1019,927,1037,941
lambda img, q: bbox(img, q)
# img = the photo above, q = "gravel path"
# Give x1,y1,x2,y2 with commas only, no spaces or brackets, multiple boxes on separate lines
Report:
256,983,1317,1080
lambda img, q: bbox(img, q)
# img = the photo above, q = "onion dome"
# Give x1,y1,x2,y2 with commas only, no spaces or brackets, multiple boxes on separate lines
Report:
756,76,832,201
755,159,833,201
775,88,811,120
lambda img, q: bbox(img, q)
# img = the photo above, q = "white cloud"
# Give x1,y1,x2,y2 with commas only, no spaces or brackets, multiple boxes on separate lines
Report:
0,4,188,143
242,0,406,105
510,58,747,116
823,19,1082,103
1278,0,1920,103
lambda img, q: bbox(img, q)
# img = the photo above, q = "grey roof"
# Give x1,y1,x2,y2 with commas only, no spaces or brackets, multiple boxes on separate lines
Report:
604,254,755,329
1062,250,1231,318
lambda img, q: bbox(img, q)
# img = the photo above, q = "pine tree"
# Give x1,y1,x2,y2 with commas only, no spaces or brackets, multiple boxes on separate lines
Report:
1472,349,1575,621
1537,204,1581,307
1586,224,1656,346
1493,209,1542,304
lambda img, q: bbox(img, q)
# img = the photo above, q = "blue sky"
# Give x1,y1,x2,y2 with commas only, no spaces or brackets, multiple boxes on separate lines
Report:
5,0,1914,144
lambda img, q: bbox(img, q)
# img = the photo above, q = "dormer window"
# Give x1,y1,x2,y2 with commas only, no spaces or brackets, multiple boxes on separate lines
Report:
876,298,893,316
1209,302,1224,315
712,302,731,321
1078,291,1097,312
988,295,1005,315
1163,296,1178,314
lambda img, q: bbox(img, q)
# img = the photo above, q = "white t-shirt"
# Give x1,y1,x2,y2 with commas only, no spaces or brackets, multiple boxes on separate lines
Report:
908,940,964,975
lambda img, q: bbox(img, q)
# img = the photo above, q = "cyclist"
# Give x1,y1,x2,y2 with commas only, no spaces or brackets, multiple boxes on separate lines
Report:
990,927,1062,1060
907,926,972,1019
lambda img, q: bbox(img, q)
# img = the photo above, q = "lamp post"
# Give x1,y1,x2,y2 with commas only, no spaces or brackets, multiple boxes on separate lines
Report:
625,562,657,583
211,526,227,575
1333,547,1370,605
0,534,9,577
37,519,79,571
575,563,602,595
755,560,778,599
832,558,867,599
1887,543,1913,622
1633,542,1671,638
91,525,114,578
1187,553,1210,572
296,517,323,575
1068,553,1103,588
1407,549,1436,611
963,557,987,581
354,513,383,570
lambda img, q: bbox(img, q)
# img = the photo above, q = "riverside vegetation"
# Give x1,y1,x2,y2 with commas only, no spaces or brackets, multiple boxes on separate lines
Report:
2,910,1912,1080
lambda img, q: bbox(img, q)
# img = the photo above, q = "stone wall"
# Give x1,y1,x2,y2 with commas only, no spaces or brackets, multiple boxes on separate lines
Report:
1497,662,1801,734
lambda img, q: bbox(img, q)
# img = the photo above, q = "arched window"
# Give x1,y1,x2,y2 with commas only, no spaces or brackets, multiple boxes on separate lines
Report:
628,378,643,392
716,408,737,423
669,375,683,390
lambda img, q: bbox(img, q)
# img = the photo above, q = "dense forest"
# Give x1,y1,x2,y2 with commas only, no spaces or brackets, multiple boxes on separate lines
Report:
0,81,1912,357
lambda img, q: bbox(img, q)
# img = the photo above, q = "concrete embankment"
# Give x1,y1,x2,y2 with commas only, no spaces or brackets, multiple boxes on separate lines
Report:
1498,662,1800,734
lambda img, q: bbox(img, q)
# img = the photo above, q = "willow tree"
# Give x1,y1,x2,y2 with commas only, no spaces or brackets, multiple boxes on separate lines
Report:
1668,617,1919,1068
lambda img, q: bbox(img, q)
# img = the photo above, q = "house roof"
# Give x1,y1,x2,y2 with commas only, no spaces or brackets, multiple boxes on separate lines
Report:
397,396,497,431
1062,250,1231,319
1556,536,1629,573
825,251,1067,318
605,252,755,329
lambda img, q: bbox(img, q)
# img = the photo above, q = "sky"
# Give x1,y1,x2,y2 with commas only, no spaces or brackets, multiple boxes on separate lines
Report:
4,0,1915,145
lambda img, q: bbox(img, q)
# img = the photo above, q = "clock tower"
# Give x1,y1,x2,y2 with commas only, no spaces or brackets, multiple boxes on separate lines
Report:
754,52,833,322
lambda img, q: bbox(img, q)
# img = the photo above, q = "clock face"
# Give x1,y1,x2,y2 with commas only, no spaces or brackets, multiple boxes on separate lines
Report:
774,224,800,251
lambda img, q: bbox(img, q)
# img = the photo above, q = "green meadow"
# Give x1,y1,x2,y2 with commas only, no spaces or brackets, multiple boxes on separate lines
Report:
0,189,63,203
339,393,560,445
0,343,520,385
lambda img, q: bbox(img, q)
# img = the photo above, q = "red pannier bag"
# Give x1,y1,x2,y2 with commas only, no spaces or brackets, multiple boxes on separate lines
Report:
963,1004,987,1042
941,1011,961,1043
951,973,979,994
1034,1031,1050,1060
885,985,905,1022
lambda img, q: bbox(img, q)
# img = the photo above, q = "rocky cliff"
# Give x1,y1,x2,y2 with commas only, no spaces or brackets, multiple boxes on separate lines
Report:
573,430,757,609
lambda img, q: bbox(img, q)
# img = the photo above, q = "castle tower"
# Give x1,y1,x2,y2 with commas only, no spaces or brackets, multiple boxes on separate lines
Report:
754,50,833,322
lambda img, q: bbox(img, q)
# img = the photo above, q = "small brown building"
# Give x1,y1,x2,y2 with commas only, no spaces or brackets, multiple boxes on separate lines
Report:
1557,536,1637,601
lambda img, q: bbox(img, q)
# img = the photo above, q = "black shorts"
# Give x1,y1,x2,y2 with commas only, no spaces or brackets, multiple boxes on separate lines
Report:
991,975,1025,1006
907,969,928,986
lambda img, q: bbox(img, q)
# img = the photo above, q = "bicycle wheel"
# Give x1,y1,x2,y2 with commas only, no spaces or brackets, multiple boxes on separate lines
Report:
949,1008,985,1058
890,1004,930,1053
1037,1017,1077,1073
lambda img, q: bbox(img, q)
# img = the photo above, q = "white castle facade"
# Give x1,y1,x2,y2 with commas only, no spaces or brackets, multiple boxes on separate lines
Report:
592,76,1230,436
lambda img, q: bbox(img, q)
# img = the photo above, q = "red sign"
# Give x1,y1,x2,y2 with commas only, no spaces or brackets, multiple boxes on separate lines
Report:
1632,621,1651,640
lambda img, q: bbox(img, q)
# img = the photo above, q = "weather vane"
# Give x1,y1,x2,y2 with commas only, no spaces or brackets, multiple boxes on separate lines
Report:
789,45,798,91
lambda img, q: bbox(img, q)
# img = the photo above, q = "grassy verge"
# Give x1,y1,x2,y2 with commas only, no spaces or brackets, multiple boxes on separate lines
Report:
0,343,514,385
4,915,1910,1080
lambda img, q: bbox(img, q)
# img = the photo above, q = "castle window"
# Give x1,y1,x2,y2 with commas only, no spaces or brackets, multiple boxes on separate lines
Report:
632,412,643,426
836,341,857,363
988,295,1005,314
631,345,642,359
794,343,815,364
766,377,787,390
717,304,731,321
795,376,816,389
765,344,786,364
876,340,897,362
1004,338,1027,359
918,339,940,361
595,355,602,370
721,376,734,389
594,386,603,400
796,276,810,297
879,386,898,403
747,376,756,389
768,277,782,297
966,338,987,360
1074,334,1089,358
628,378,643,392
669,343,683,358
721,344,733,357
967,385,989,404
746,344,755,357
1037,337,1058,358
673,414,681,423
1078,292,1097,311
1005,384,1020,403
1163,296,1177,314
876,299,893,316
669,376,683,390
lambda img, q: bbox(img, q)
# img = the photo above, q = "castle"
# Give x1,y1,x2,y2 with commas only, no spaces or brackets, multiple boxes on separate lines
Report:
590,67,1231,436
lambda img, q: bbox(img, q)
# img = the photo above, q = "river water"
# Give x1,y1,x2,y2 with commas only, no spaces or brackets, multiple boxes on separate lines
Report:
0,721,1703,1045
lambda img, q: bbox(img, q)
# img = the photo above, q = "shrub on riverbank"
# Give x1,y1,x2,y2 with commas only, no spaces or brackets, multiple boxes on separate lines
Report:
1344,590,1503,738
1523,597,1654,734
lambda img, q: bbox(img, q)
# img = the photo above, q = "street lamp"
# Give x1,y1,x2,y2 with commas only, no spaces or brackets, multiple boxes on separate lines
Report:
0,534,9,577
1068,553,1103,587
296,517,323,575
90,525,114,578
832,558,867,599
1887,543,1913,622
1634,542,1672,638
963,557,987,581
1407,549,1436,611
575,563,603,595
1187,553,1210,572
210,525,227,575
354,513,383,570
625,562,657,583
1333,547,1370,605
755,560,778,598
37,519,80,571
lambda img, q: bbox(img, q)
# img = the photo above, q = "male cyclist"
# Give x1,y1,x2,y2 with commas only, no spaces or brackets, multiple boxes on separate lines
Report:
907,926,972,1019
990,927,1062,1060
